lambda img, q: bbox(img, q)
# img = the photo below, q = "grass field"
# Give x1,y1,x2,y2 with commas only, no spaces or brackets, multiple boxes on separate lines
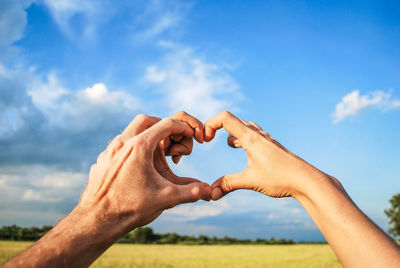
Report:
0,241,341,267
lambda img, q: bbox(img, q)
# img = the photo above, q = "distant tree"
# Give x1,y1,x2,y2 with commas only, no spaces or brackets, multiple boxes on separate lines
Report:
182,235,196,244
242,238,251,244
256,238,267,244
385,193,400,238
160,233,180,244
198,234,209,244
0,224,298,244
0,225,53,241
129,226,155,244
269,236,276,244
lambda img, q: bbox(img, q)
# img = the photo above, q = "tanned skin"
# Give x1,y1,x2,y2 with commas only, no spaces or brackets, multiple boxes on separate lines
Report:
3,111,400,268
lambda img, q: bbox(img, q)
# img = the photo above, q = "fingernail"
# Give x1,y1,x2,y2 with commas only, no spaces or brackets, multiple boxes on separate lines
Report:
195,127,203,143
211,187,223,201
172,155,181,164
203,185,212,201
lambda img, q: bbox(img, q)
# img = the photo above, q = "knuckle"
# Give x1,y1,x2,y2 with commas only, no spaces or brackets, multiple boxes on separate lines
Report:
221,110,232,118
162,117,174,127
133,114,150,124
221,110,233,119
134,113,146,121
89,164,97,175
241,131,251,143
191,186,201,201
96,151,106,162
110,134,123,146
112,134,122,142
221,177,233,192
134,135,151,151
176,110,188,117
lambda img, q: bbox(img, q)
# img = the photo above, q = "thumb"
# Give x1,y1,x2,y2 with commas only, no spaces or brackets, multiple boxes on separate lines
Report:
171,182,212,206
211,172,245,201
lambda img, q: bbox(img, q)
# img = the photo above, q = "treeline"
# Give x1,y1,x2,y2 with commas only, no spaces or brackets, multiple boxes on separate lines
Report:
0,225,52,241
118,226,295,245
0,225,294,245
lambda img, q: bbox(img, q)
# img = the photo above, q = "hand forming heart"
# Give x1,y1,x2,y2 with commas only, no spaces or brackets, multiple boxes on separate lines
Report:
156,110,335,203
7,111,400,268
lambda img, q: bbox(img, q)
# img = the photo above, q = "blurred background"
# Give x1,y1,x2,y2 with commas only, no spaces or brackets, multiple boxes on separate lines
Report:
0,0,399,242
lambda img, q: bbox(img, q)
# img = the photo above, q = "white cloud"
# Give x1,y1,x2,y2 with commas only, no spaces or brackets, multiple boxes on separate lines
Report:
291,208,302,215
157,40,176,48
133,0,190,43
32,171,86,189
0,0,33,59
40,0,107,39
23,189,62,202
144,48,241,121
0,64,141,170
28,72,69,109
39,0,189,42
0,0,31,45
0,165,86,210
78,83,139,108
136,13,179,41
27,72,141,131
267,213,279,220
164,199,230,221
332,89,400,123
145,66,166,83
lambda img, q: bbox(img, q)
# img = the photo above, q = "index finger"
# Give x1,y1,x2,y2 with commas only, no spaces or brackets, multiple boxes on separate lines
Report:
138,118,195,153
121,114,161,142
204,111,256,149
171,111,204,143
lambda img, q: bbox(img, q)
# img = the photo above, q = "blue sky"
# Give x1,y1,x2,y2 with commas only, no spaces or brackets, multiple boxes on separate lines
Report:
0,0,399,242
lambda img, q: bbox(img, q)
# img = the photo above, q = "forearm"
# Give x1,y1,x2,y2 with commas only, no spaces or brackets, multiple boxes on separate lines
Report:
295,169,400,267
3,206,128,268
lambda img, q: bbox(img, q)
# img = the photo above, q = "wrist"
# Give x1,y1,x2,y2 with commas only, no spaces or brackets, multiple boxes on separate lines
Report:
291,164,344,203
72,202,133,245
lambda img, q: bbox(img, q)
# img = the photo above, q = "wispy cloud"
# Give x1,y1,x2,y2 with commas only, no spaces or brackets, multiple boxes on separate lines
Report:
0,64,141,169
28,74,140,131
164,199,230,221
0,0,32,60
40,0,110,40
0,0,246,235
133,0,190,43
0,165,87,225
39,0,190,42
144,47,241,121
135,13,179,42
332,90,400,123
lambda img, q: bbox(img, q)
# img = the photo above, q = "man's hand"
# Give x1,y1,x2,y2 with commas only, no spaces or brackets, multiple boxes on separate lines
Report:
3,112,211,268
79,112,210,233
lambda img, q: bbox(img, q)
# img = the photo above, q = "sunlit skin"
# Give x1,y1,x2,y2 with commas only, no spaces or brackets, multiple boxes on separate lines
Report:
204,110,400,268
3,112,211,268
3,110,400,268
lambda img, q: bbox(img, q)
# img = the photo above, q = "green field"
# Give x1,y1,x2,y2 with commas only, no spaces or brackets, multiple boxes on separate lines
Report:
0,241,341,267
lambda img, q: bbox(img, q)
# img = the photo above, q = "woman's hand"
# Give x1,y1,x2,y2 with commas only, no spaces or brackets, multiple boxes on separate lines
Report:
205,110,400,268
204,110,329,200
